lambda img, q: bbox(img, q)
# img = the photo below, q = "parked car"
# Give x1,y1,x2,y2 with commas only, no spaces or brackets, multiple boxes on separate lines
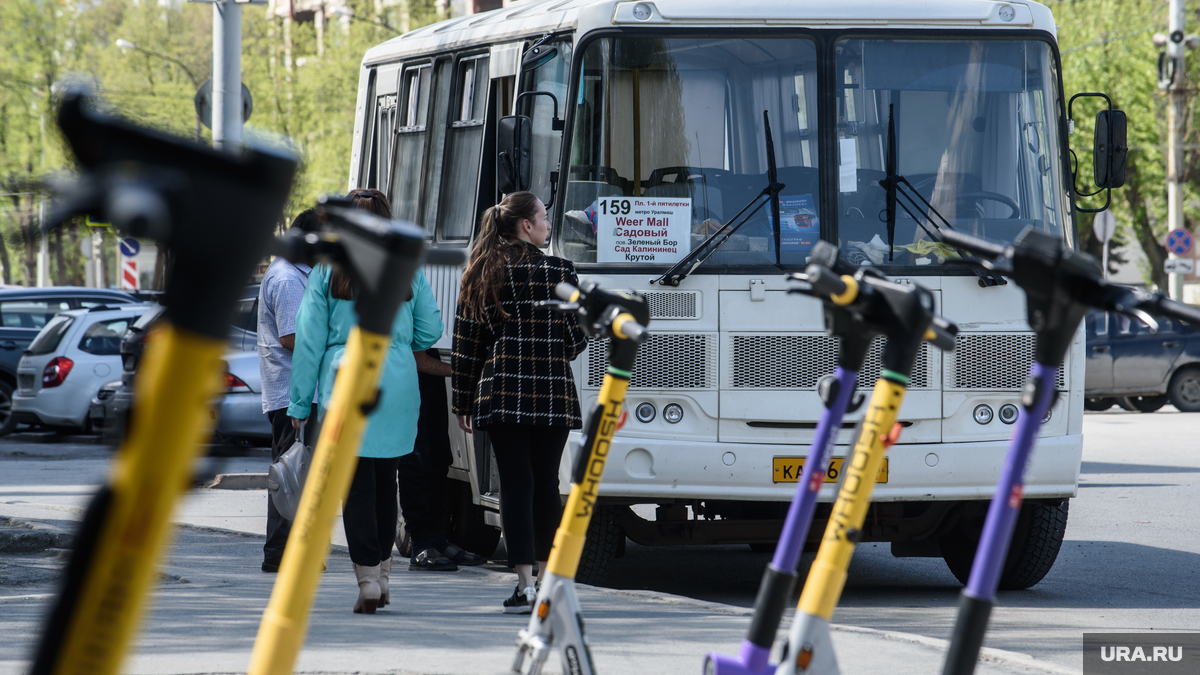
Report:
100,285,268,442
1084,309,1200,412
215,350,271,442
0,287,138,434
13,304,151,432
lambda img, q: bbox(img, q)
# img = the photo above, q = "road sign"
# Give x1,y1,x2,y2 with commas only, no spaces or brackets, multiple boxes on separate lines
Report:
121,258,139,290
1094,210,1117,244
1166,228,1193,255
119,238,141,258
194,80,253,130
1164,258,1195,274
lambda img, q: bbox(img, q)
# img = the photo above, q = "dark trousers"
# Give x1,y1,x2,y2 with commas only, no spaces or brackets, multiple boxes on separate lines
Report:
397,367,454,554
486,424,570,566
343,455,402,566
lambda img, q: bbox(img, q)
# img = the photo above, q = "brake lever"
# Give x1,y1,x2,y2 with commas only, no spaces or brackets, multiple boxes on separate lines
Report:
1109,295,1160,334
535,300,580,313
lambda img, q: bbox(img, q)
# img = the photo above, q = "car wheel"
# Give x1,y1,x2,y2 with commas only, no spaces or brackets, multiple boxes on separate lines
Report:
1121,395,1169,413
1168,368,1200,412
1084,397,1117,412
0,380,15,437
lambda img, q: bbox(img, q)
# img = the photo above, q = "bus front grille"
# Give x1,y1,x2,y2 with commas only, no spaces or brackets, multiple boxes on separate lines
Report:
586,333,717,389
947,333,1067,390
728,334,931,389
643,290,700,319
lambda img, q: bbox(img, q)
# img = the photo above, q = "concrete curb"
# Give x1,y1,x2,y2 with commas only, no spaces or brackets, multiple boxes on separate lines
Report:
208,473,268,490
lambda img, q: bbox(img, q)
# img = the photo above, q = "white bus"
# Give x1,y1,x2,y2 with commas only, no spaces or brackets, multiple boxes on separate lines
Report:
349,0,1096,588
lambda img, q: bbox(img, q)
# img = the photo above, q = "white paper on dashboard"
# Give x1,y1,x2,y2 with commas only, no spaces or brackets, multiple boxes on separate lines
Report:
839,138,858,193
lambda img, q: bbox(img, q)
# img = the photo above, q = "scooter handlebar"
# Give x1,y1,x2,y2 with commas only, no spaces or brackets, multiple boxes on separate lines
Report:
939,228,1010,260
613,315,649,344
804,265,848,299
924,317,958,352
1143,294,1200,327
555,282,579,302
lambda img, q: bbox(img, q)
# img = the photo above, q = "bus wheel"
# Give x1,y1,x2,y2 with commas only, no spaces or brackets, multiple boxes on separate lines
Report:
395,510,413,559
446,485,500,558
575,505,624,586
939,500,1068,590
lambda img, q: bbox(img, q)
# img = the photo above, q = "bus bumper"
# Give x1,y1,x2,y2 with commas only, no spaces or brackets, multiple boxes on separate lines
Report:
566,433,1083,503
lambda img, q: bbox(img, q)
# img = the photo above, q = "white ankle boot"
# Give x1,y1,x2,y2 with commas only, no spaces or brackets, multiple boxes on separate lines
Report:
379,557,392,607
353,563,382,614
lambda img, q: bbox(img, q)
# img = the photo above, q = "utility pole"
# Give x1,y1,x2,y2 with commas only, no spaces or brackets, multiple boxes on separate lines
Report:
212,0,244,152
1158,0,1200,300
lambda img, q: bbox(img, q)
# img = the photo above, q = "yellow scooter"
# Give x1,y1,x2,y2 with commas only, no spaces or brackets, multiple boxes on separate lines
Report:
31,90,297,675
247,198,466,675
511,281,650,675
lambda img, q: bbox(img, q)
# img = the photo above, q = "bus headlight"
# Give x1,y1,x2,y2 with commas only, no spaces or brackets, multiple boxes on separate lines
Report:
663,403,684,424
973,404,994,425
635,402,656,423
998,404,1019,425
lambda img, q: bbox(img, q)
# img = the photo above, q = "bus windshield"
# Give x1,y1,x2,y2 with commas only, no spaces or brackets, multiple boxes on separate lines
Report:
560,36,821,267
555,35,1069,271
834,38,1068,268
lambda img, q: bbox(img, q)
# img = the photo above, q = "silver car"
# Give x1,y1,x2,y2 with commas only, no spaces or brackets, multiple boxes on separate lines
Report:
13,305,149,432
215,350,271,442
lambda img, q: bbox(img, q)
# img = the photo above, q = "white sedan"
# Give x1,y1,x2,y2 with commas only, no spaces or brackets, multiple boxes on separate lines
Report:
13,304,150,432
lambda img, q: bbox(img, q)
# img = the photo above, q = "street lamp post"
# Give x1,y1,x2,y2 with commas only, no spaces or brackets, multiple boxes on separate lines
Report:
115,39,204,144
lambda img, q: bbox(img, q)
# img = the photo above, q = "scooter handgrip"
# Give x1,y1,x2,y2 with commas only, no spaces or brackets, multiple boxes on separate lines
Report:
940,229,1008,260
555,282,580,302
925,324,957,352
1156,295,1200,327
805,264,847,298
616,318,649,344
424,247,468,267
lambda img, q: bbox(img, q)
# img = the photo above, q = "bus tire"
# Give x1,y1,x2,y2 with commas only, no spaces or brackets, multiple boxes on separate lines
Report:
447,485,501,558
575,505,623,586
939,500,1068,591
395,509,413,559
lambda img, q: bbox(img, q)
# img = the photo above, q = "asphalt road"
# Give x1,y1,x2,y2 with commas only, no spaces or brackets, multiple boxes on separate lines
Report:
600,407,1200,670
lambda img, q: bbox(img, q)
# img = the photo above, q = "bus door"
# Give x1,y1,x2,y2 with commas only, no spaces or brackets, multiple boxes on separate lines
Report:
513,36,573,210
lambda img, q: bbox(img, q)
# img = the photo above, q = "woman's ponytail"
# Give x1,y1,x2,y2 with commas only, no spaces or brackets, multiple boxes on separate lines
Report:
458,192,542,321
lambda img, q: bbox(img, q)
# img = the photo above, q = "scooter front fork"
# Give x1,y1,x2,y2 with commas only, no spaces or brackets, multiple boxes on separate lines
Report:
776,612,838,675
513,572,595,675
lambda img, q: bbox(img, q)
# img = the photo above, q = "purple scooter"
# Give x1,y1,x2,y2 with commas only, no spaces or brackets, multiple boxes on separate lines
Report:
939,227,1200,675
704,241,955,675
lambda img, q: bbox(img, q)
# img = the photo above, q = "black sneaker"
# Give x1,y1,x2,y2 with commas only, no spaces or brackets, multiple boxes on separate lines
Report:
502,585,536,614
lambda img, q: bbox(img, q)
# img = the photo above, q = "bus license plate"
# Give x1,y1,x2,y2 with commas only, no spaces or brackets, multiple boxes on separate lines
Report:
772,457,888,484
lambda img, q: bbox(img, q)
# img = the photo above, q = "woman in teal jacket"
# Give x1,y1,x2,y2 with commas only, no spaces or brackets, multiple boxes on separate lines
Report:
287,189,443,614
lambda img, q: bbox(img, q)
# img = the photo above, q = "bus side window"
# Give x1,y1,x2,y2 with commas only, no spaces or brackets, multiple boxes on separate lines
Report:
393,62,433,223
437,55,490,241
518,39,573,208
419,59,455,230
369,64,401,192
360,68,378,189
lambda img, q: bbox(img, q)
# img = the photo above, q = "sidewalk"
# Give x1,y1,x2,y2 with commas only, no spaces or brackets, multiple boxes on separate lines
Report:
0,500,1077,675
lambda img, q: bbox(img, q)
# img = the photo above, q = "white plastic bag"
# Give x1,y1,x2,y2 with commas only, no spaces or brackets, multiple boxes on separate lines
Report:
267,440,312,521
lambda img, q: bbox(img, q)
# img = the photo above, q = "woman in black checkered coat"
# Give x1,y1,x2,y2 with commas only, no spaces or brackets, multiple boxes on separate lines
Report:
451,191,587,613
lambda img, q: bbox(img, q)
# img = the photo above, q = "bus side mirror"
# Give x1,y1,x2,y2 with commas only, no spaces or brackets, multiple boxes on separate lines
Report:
1094,109,1127,189
498,114,531,193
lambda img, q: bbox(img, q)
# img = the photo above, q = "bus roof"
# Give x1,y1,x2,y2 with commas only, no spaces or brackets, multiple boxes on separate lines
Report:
362,0,1056,66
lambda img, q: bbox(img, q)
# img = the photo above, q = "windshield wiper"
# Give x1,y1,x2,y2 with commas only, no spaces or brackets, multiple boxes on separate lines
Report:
878,104,1006,287
653,110,785,287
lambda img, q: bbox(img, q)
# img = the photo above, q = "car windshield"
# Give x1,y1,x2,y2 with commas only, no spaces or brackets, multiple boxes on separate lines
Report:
28,315,75,355
559,36,821,267
834,38,1068,268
